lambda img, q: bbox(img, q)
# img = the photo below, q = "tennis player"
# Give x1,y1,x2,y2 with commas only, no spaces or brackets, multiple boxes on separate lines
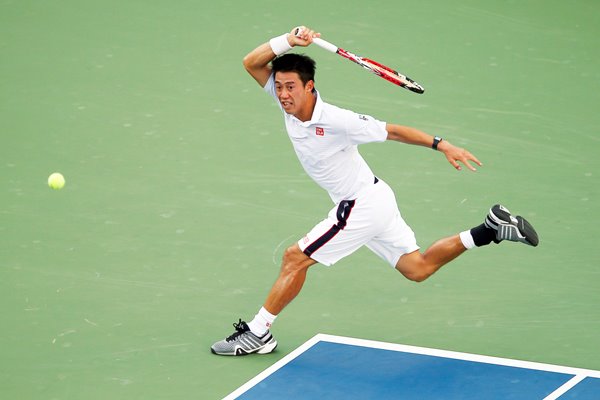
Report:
211,26,538,356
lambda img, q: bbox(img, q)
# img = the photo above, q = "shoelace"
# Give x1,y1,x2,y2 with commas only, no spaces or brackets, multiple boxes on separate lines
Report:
226,319,248,342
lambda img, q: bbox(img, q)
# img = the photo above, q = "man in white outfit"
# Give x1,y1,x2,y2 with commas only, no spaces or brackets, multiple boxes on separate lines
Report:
211,26,538,356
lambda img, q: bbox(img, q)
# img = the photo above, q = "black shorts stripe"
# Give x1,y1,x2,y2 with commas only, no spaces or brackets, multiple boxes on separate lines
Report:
303,200,356,257
303,225,340,257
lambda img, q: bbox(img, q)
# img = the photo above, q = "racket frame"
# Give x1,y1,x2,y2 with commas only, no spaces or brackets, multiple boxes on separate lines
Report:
312,37,424,94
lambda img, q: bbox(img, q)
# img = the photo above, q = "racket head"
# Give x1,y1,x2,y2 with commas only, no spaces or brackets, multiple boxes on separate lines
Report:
337,48,425,94
362,58,424,94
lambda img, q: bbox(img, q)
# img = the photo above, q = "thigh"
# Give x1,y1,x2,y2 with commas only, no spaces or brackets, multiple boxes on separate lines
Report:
365,183,420,267
365,210,420,267
298,181,399,266
298,199,366,266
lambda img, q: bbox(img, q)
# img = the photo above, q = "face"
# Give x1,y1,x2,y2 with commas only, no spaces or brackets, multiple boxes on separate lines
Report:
274,71,315,118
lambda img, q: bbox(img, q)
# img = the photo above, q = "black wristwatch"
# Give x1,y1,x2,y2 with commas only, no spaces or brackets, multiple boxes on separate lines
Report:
432,136,443,150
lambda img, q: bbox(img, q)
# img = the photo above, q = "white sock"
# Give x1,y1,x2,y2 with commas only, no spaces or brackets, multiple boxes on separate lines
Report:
459,230,476,250
247,307,277,337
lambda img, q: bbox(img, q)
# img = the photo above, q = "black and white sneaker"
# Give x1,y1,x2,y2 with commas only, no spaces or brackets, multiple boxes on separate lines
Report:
211,319,278,356
485,204,539,247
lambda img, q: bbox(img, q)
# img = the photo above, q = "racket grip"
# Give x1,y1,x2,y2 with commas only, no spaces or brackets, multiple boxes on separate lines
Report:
312,37,338,54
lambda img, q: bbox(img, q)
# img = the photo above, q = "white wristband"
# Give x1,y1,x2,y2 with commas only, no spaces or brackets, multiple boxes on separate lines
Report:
269,33,292,56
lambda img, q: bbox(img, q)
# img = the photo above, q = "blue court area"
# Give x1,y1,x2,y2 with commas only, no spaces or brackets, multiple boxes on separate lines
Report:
225,335,600,400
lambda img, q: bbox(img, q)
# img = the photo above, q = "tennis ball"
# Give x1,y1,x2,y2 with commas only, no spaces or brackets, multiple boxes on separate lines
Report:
48,172,65,190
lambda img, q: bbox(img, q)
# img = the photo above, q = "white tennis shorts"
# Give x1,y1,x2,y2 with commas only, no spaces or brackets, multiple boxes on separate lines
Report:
298,179,419,267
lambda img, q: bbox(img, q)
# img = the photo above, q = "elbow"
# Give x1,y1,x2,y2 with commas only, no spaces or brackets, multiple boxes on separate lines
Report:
242,54,254,72
242,55,250,71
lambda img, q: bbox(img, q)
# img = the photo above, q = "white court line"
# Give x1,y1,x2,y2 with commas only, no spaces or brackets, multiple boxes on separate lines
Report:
543,375,587,400
223,333,600,399
222,335,323,400
317,334,600,379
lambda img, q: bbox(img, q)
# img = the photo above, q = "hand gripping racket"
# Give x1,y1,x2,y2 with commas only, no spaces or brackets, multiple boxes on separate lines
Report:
311,36,425,94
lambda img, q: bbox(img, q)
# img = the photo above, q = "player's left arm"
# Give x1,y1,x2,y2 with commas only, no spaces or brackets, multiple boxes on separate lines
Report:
386,123,482,171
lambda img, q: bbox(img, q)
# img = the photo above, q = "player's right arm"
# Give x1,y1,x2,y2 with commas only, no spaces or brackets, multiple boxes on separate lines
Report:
242,27,319,87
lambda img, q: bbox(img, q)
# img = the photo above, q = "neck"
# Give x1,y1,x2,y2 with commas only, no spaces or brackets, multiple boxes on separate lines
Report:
294,92,317,122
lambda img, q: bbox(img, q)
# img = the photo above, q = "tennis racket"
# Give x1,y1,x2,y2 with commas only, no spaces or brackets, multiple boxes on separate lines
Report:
311,36,425,94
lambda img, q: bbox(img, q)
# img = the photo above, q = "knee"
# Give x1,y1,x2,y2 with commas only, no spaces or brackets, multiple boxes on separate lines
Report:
281,245,311,275
401,269,432,283
282,245,300,265
395,255,433,283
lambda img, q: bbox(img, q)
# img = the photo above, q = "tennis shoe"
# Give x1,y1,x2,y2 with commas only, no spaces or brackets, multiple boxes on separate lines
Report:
211,319,277,356
484,204,539,247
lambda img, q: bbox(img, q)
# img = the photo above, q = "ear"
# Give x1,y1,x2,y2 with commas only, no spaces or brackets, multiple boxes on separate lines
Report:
305,80,315,93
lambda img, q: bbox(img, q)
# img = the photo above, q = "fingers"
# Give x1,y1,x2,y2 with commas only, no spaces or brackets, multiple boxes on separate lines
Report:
449,158,462,171
467,151,483,167
290,26,320,46
463,160,477,172
462,150,482,172
446,149,482,172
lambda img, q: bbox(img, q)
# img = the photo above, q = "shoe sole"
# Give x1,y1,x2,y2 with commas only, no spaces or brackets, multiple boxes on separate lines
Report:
485,204,511,230
487,204,539,247
516,215,539,247
210,340,278,356
257,340,278,354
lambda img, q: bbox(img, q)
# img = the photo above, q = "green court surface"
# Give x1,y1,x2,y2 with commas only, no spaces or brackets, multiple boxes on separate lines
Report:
1,1,599,399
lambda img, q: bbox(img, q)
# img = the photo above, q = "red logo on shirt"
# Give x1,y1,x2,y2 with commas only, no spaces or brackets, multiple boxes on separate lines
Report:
315,127,324,136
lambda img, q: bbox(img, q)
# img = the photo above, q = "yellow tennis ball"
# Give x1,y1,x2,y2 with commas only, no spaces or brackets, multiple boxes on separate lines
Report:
48,172,65,190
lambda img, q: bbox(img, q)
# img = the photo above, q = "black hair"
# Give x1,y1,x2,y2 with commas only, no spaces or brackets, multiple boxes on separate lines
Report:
272,53,316,85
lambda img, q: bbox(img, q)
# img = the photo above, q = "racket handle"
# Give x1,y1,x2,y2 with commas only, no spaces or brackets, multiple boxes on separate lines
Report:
312,37,338,54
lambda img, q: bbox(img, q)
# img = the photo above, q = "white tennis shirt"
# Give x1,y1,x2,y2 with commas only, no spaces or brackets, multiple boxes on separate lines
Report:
264,74,388,203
